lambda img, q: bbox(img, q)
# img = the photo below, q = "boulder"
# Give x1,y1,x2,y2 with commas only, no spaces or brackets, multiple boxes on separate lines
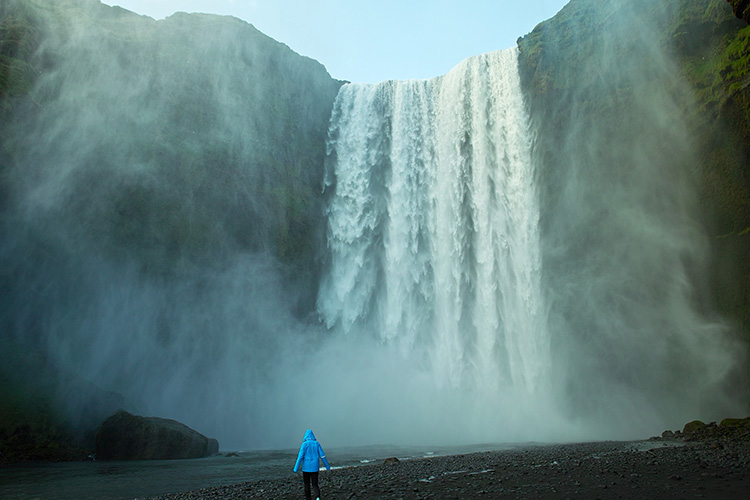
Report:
95,411,219,460
383,457,400,465
661,430,675,439
682,420,707,436
207,438,220,456
719,417,750,428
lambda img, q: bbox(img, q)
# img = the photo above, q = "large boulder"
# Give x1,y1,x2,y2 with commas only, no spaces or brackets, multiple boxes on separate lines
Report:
682,420,707,436
95,411,219,460
207,438,220,456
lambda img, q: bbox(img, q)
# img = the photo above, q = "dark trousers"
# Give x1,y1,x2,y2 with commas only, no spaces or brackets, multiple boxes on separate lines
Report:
303,471,320,500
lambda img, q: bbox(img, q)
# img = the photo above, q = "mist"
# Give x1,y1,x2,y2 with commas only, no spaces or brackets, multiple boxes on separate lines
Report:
1,0,748,452
522,0,747,433
0,0,344,449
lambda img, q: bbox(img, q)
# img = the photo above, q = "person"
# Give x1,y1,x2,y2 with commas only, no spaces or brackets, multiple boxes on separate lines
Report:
293,429,331,500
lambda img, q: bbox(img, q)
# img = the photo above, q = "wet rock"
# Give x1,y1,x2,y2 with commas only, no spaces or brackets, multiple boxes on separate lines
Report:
727,0,750,24
207,438,219,455
144,438,750,500
95,410,219,460
683,420,707,437
720,417,750,429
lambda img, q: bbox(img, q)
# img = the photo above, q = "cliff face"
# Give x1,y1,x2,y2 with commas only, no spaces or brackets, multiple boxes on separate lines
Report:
0,0,343,461
1,0,343,293
519,0,750,229
518,0,750,407
727,0,750,23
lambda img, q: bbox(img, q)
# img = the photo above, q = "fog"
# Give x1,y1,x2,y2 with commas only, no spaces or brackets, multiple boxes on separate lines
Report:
1,0,747,451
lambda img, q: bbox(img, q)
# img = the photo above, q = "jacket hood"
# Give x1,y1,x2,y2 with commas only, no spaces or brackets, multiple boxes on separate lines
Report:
303,429,316,441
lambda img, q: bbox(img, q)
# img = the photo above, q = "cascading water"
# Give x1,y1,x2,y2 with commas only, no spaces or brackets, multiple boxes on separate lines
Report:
318,48,554,430
315,35,745,443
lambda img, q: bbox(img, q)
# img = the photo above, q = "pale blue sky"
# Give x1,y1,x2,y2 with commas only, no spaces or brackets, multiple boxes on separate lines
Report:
100,0,569,83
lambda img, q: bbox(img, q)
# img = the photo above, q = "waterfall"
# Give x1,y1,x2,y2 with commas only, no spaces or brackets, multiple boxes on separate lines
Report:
6,1,748,452
318,48,550,405
315,37,745,443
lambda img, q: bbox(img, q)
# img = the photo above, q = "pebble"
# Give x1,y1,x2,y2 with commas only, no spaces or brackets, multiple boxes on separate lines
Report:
145,440,750,500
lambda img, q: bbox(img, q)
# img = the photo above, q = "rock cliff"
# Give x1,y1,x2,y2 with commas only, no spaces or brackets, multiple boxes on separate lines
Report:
727,0,750,23
518,0,750,348
517,0,750,414
0,0,343,299
0,0,342,462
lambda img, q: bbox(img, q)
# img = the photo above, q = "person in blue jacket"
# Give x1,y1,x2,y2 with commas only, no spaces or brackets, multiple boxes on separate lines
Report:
293,429,331,500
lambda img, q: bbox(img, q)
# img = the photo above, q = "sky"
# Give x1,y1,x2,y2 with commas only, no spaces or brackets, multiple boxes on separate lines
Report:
100,0,570,83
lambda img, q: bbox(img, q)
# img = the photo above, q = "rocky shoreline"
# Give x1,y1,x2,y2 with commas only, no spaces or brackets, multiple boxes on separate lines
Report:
147,435,750,499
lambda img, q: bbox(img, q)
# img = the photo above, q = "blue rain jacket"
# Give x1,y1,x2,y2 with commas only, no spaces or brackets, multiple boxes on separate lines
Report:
293,429,330,473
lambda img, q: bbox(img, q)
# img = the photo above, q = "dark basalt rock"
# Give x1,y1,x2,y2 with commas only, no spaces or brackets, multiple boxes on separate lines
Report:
207,438,219,456
727,0,750,23
683,419,708,436
95,411,219,460
654,416,750,443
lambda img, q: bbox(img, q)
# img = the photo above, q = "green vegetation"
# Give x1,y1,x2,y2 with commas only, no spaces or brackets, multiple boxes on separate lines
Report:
683,419,707,435
670,2,750,341
727,0,750,23
720,416,750,427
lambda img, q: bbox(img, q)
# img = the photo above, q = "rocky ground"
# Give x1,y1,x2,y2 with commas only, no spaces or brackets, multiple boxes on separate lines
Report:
146,421,750,500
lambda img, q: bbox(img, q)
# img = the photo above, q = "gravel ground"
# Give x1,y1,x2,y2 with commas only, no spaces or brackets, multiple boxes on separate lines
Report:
146,439,750,499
